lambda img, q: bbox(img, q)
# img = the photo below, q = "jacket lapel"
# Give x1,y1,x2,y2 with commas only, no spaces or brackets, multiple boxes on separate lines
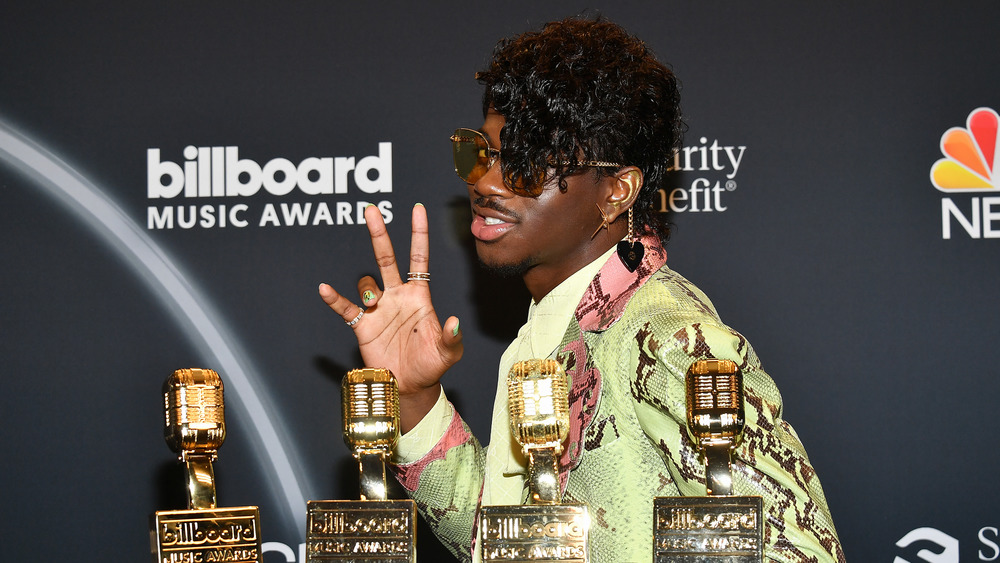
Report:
553,235,666,490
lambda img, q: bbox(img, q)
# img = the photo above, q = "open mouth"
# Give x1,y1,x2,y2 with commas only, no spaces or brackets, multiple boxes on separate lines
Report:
471,214,514,241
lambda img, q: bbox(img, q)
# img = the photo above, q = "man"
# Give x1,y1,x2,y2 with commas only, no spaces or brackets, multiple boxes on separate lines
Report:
320,17,844,562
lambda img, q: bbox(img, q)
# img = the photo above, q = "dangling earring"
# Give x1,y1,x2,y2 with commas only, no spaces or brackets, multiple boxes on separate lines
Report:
591,204,611,239
616,206,645,272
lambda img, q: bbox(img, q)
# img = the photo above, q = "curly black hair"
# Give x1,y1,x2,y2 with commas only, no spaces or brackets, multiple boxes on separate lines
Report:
476,16,683,247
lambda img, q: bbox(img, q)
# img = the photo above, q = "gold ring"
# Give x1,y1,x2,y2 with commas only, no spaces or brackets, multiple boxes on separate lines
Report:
345,308,365,327
407,272,430,282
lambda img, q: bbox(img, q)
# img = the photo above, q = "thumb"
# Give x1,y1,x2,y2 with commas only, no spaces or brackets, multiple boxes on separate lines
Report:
439,316,464,365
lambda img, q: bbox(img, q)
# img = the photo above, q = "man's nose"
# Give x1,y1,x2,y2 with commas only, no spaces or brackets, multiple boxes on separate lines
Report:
471,159,513,199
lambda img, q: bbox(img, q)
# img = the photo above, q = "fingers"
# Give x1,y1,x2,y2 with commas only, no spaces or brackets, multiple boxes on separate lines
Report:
357,276,381,307
439,316,464,366
408,203,430,281
365,203,430,288
365,204,403,288
318,283,364,327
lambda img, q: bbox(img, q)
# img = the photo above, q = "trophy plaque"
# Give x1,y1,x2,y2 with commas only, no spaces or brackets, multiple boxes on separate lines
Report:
151,368,262,563
306,368,416,562
653,359,763,562
480,359,590,563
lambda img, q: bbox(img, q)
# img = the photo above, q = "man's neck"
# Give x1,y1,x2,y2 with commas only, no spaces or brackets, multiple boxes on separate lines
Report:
522,241,617,303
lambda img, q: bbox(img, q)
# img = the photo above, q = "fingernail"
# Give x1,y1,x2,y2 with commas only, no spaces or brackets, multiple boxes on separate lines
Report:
365,203,375,208
415,202,424,207
452,319,460,337
362,290,374,304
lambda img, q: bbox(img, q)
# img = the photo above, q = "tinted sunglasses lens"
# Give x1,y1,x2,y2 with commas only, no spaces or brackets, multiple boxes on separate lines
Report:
451,128,490,184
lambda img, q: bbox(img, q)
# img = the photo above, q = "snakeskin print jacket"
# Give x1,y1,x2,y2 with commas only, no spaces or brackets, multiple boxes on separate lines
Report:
392,235,846,562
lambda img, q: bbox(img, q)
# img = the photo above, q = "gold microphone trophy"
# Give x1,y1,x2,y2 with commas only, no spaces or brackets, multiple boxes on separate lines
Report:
653,359,763,562
306,368,417,562
481,359,590,562
151,368,262,563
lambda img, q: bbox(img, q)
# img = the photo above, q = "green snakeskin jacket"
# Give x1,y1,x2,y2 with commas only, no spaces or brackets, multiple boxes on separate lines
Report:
392,237,845,562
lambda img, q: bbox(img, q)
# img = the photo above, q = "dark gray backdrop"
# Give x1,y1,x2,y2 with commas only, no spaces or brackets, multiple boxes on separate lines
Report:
2,2,998,561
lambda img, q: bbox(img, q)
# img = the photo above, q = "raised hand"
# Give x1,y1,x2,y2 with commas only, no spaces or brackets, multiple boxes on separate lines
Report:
319,203,462,431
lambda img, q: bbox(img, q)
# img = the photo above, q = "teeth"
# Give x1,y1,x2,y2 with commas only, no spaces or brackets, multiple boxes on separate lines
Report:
484,217,504,225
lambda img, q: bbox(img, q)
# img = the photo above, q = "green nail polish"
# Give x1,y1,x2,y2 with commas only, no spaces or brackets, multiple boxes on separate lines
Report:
363,290,374,304
415,202,424,207
452,320,460,337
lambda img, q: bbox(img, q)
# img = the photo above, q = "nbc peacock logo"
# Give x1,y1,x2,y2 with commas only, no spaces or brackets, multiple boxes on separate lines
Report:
932,107,1000,239
932,107,998,191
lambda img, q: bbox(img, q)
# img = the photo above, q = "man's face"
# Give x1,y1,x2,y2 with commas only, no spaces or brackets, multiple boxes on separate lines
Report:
466,108,611,298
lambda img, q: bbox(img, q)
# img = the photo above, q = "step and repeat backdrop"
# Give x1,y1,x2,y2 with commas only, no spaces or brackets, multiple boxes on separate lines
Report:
2,2,998,561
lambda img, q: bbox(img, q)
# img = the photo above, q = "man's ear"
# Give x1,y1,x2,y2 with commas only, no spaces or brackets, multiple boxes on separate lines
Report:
606,166,643,222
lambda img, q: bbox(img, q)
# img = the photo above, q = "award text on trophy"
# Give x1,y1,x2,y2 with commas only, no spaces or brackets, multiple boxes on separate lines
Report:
151,368,262,563
481,359,590,563
653,359,763,562
306,368,416,562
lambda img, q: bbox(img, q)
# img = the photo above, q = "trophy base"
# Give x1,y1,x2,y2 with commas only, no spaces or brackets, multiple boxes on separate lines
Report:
306,499,416,562
151,506,262,563
653,496,762,562
480,504,589,562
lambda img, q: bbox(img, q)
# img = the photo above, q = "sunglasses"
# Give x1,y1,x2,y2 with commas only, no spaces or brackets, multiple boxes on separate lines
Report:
449,127,624,186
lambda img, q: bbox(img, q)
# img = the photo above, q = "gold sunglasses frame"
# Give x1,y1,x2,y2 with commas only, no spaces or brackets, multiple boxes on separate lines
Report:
449,127,624,185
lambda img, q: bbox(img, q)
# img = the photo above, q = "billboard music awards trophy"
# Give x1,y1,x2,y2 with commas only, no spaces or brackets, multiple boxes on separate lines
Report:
480,359,590,563
151,368,262,563
653,359,763,562
306,368,417,562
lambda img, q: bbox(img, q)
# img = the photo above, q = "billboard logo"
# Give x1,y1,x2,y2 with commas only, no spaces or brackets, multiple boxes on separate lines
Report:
933,108,1000,239
145,143,393,230
148,143,392,199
